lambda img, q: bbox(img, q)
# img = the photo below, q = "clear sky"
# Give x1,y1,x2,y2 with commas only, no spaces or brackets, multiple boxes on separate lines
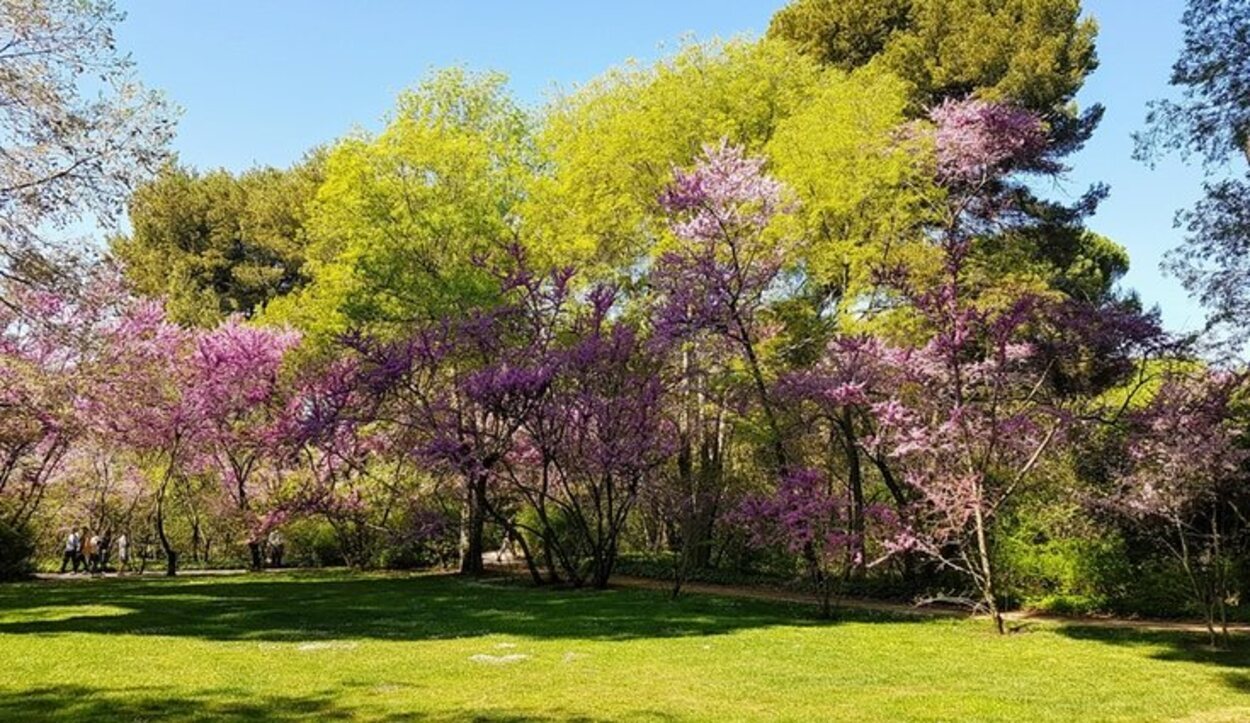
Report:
113,0,1206,333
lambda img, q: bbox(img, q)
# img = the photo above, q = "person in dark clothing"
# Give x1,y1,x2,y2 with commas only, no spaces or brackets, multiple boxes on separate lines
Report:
99,531,113,570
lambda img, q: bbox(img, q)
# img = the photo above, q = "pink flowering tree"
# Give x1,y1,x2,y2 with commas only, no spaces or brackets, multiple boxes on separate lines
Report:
186,317,301,570
653,141,793,471
0,271,138,533
82,299,195,575
1104,372,1249,648
857,99,1068,632
0,286,80,528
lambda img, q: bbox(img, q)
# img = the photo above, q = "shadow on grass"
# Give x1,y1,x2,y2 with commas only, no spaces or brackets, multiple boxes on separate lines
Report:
1056,624,1250,693
0,571,929,645
0,684,627,722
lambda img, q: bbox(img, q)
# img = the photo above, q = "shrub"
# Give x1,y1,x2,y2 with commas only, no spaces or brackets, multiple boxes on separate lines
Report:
0,519,36,580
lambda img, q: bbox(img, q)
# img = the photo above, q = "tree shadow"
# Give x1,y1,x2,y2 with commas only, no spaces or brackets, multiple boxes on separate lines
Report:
0,571,930,645
0,684,644,722
1056,623,1250,693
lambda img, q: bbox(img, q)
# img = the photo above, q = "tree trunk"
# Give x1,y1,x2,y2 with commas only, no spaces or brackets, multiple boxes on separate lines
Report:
248,541,264,571
838,411,866,573
973,501,1004,634
458,473,486,575
155,481,177,577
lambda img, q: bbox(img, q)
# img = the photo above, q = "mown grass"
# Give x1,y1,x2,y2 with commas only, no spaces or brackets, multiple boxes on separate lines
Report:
1,571,1248,721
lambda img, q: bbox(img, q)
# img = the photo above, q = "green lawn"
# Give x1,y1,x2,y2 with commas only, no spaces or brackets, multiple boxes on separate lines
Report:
1,572,1248,721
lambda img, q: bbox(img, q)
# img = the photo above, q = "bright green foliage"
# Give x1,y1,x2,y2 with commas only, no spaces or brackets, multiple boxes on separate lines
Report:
527,39,821,272
112,159,322,326
266,69,531,339
767,67,939,316
768,0,1099,112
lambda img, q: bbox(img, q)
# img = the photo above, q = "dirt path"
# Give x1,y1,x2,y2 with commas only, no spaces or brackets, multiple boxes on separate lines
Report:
607,573,1250,636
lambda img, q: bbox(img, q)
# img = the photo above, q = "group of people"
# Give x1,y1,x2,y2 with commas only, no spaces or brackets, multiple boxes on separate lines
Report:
59,527,287,574
60,528,129,574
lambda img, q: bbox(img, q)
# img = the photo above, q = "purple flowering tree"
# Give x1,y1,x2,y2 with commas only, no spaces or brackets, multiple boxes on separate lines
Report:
495,286,673,588
737,467,899,616
1104,372,1249,648
185,317,301,570
345,253,565,576
774,335,911,578
654,141,793,471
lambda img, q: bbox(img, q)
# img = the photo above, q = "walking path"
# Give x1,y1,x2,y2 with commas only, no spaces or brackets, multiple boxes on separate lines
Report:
607,573,1250,636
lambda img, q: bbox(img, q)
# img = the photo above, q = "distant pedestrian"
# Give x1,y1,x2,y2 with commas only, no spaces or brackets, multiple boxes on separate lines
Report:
60,529,81,573
83,531,100,573
116,533,129,574
100,530,113,570
267,529,285,568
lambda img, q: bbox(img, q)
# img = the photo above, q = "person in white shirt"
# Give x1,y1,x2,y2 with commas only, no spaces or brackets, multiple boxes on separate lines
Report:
60,529,81,573
116,533,130,574
267,530,285,568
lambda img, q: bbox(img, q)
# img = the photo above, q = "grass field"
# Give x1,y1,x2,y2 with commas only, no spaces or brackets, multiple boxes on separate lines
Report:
1,571,1249,721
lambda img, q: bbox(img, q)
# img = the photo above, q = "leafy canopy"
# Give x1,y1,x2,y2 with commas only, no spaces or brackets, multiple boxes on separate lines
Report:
266,68,532,340
113,159,322,326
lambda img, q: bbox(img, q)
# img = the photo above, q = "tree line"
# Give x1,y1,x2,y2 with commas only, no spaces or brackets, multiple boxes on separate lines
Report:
2,0,1249,645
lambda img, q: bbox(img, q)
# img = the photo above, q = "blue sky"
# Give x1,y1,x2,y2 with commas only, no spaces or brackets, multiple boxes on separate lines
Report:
114,0,1206,332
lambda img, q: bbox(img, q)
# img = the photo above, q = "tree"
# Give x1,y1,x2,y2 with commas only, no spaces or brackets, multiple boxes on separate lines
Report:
112,159,322,326
494,286,672,588
1137,0,1250,345
737,467,900,616
0,0,173,293
340,258,545,575
1103,372,1249,648
862,98,1068,633
185,318,300,569
1137,0,1250,168
528,39,821,273
0,282,85,528
267,69,531,340
767,0,1099,114
769,0,1117,309
82,299,200,576
653,142,794,470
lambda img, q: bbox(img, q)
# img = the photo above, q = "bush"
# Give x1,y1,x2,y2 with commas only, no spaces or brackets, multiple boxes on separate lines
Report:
285,519,347,568
996,491,1134,614
0,519,36,580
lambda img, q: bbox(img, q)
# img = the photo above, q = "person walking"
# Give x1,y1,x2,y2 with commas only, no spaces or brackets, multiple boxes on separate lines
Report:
267,529,285,568
99,530,113,571
116,533,129,574
60,529,81,574
83,531,100,573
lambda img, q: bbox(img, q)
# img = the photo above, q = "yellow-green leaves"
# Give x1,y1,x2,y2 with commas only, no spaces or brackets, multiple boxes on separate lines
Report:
768,67,940,321
269,69,531,340
526,39,822,274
